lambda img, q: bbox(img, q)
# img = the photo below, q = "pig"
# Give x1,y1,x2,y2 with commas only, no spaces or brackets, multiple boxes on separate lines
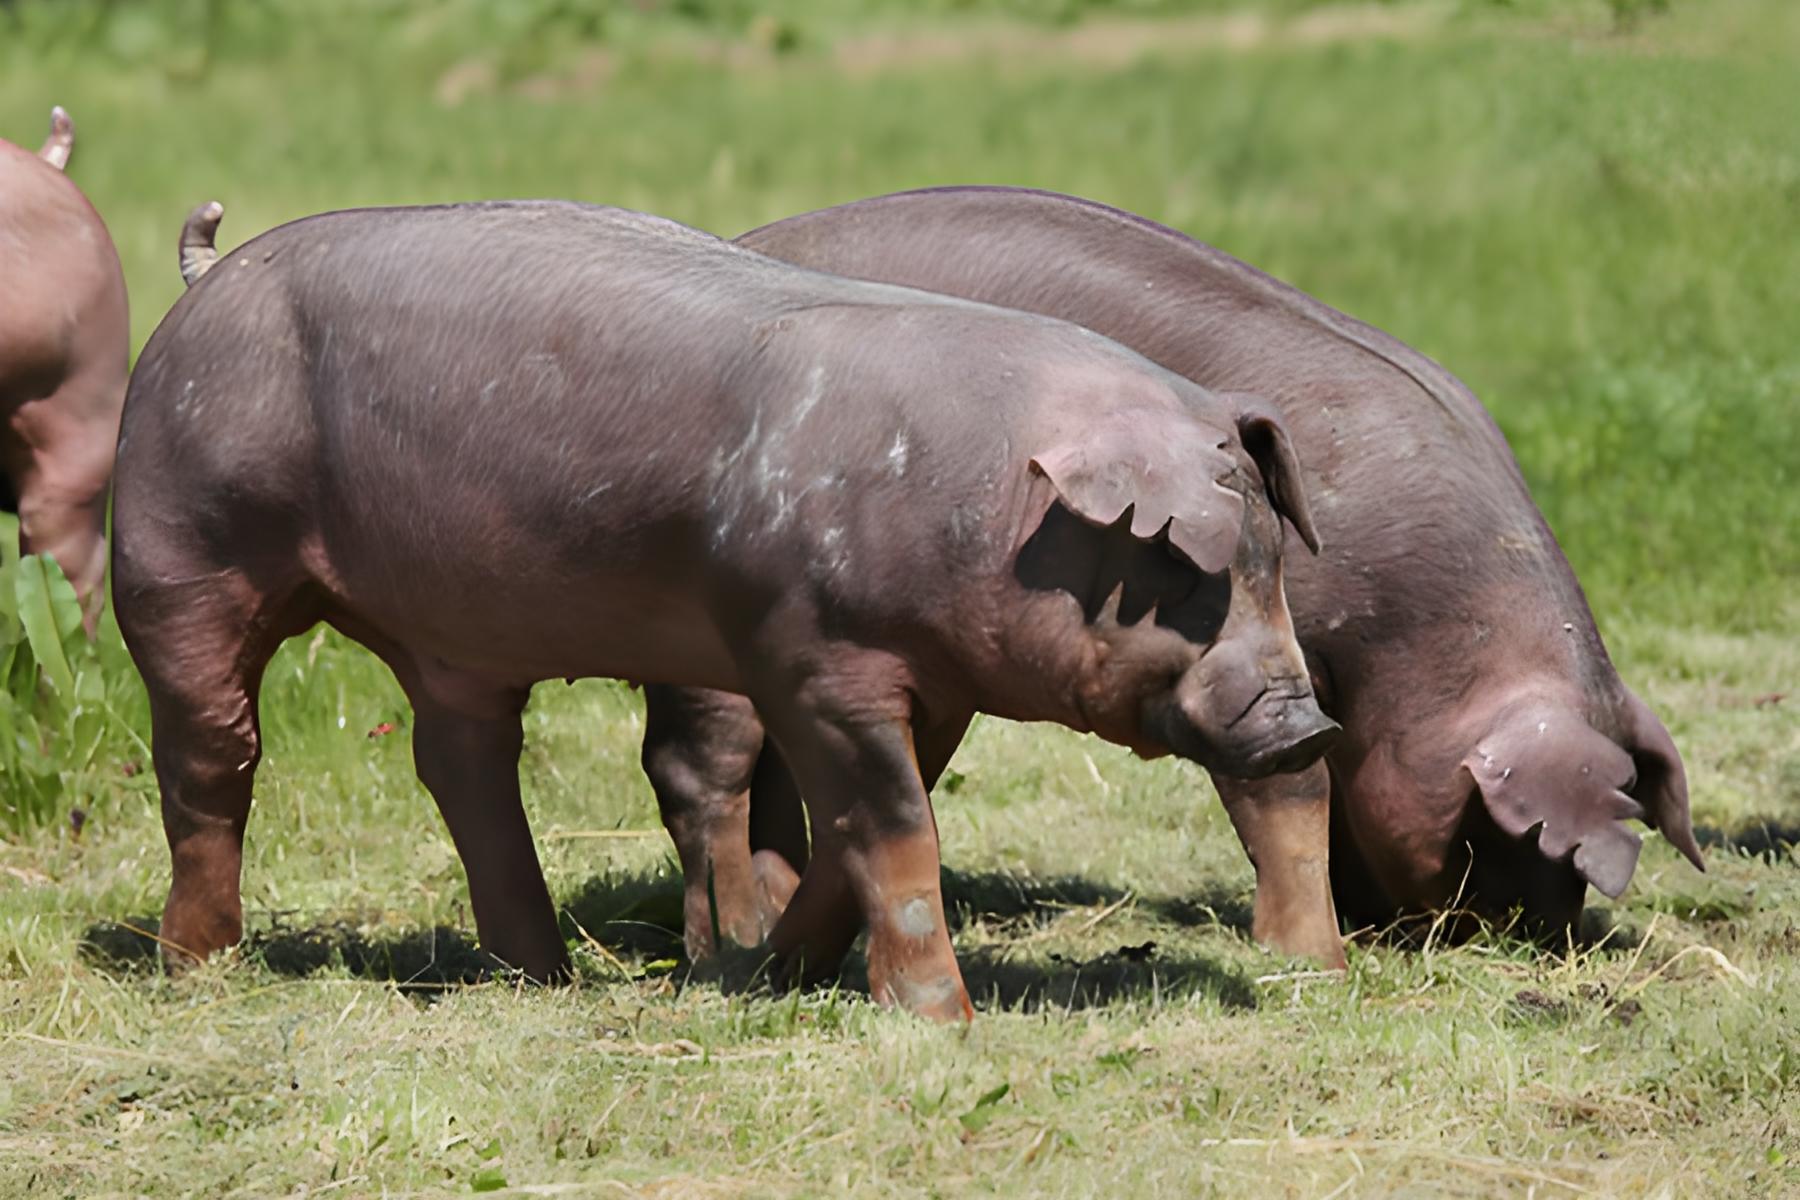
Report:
129,198,1334,1019
0,108,127,627
633,187,1705,965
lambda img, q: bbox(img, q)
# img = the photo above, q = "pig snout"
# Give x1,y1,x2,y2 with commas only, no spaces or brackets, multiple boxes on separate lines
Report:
1224,689,1340,778
1166,640,1340,779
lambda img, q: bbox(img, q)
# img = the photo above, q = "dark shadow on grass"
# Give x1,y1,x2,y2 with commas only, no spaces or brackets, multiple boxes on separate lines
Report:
1141,888,1256,935
554,864,1250,951
76,872,695,993
1339,903,1645,955
561,865,1261,1011
939,867,1254,936
696,940,1259,1014
247,921,499,984
940,867,1129,930
78,915,504,988
78,857,1647,1002
78,916,164,971
1695,819,1800,863
960,944,1258,1012
558,869,688,958
674,866,1259,1014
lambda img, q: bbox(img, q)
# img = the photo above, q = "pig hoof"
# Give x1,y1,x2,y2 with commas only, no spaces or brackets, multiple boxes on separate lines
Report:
875,971,974,1023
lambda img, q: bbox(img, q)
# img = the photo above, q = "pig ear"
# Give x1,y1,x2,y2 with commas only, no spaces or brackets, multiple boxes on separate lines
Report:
1029,414,1244,575
1462,700,1648,898
1226,393,1321,555
1617,687,1705,872
38,106,73,171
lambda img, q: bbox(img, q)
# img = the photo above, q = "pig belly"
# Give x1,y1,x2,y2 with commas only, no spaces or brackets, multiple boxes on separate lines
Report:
314,552,751,696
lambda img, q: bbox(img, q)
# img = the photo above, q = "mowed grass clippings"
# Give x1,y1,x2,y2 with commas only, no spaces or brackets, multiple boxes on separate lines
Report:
1,0,1798,1195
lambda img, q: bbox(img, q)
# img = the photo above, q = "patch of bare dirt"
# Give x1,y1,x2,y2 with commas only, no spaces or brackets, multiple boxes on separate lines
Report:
832,5,1446,78
435,4,1450,105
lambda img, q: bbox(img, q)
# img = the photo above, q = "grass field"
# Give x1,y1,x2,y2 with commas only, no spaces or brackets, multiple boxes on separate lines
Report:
2,0,1798,1195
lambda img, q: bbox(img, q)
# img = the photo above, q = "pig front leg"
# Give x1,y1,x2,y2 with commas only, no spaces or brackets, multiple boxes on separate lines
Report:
741,718,969,941
642,684,792,959
1214,761,1347,968
755,669,974,1022
408,687,571,983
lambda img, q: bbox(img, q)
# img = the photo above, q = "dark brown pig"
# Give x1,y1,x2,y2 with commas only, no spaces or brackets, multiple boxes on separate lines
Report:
0,108,127,626
636,187,1704,965
125,199,1334,1020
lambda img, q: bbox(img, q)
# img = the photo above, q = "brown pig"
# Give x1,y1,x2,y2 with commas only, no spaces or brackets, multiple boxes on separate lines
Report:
0,107,127,625
130,199,1335,1019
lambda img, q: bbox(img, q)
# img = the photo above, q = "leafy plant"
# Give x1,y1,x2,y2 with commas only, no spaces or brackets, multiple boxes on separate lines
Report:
0,532,149,834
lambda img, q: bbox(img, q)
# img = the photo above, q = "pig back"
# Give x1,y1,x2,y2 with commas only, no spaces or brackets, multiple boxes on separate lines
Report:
119,200,1111,689
738,187,1599,661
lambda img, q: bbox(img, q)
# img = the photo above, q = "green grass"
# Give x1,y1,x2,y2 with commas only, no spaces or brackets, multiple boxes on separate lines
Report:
2,0,1798,1195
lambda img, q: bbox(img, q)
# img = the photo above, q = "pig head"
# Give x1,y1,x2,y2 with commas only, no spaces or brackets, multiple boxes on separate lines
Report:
1018,392,1333,779
1337,663,1702,934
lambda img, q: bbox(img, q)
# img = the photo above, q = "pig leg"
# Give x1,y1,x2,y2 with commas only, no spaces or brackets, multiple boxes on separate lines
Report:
641,684,779,959
1214,761,1347,968
4,397,115,633
746,714,969,946
761,694,974,1022
117,572,300,970
406,684,571,983
747,738,809,877
746,743,809,932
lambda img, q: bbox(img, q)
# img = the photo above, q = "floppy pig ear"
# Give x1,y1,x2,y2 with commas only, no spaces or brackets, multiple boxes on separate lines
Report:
1462,700,1648,898
1226,393,1322,555
1617,687,1705,872
1029,412,1244,575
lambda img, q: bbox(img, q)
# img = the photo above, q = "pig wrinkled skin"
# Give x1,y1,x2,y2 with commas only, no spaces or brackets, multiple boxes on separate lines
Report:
131,199,1334,1020
637,187,1704,966
0,108,127,627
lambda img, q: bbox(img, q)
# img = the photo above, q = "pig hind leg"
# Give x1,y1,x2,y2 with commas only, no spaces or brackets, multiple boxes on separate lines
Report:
340,633,574,985
116,568,309,971
747,738,811,902
2,386,116,631
641,684,782,960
